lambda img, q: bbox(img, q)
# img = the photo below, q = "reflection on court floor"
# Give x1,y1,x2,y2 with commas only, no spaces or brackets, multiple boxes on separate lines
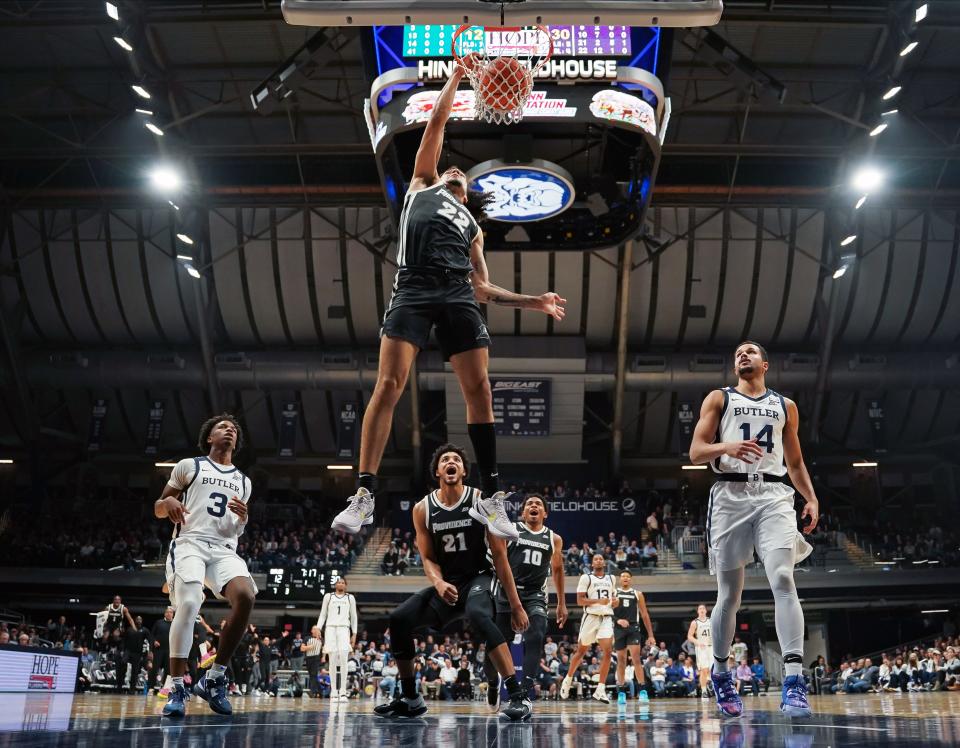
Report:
2,693,960,747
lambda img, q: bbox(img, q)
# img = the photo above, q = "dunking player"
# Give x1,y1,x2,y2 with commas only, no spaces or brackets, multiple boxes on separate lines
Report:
559,554,618,704
613,570,655,704
154,414,258,718
374,444,531,721
317,577,358,700
332,56,566,540
686,603,713,697
483,494,567,711
690,341,819,718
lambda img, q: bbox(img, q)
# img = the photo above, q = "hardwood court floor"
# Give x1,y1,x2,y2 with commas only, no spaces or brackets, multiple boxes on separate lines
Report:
2,691,959,746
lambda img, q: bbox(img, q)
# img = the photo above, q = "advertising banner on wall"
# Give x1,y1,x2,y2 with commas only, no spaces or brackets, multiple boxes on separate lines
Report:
0,645,80,694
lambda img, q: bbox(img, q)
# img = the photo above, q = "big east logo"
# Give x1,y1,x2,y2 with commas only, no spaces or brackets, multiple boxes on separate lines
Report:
28,654,60,690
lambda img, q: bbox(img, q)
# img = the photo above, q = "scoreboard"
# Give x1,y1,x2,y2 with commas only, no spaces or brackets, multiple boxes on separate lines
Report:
263,568,332,601
492,379,551,437
403,24,633,58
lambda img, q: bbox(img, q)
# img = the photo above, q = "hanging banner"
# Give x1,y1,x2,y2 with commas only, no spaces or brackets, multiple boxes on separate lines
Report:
86,399,108,453
277,402,300,460
492,379,551,437
867,399,886,453
677,401,695,458
337,402,358,460
144,401,165,456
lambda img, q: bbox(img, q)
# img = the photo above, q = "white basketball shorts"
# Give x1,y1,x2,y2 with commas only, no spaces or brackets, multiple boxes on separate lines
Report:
578,613,614,645
696,645,714,671
323,626,352,654
165,536,257,607
706,482,808,573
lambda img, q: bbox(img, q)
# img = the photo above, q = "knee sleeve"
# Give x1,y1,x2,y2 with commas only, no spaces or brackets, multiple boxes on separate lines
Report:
169,581,203,659
523,616,546,679
764,548,804,657
466,593,506,652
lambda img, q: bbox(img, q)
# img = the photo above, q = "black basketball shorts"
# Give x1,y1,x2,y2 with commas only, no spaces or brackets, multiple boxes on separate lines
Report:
614,625,643,650
381,302,491,361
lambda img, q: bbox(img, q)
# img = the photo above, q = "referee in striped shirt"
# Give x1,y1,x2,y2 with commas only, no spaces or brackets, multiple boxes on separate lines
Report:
301,626,323,697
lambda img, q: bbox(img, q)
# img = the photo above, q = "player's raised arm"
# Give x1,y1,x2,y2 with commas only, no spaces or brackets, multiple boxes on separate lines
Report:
413,500,458,606
551,531,567,628
468,230,566,319
782,399,820,534
689,390,764,466
411,65,467,188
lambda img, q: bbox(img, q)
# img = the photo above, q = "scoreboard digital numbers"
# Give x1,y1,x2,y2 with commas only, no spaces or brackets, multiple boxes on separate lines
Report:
264,568,331,601
491,379,551,437
403,25,632,58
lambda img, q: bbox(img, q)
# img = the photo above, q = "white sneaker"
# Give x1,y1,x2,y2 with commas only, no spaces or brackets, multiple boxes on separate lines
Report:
468,492,519,540
592,685,610,705
332,487,375,535
559,677,572,700
340,692,349,701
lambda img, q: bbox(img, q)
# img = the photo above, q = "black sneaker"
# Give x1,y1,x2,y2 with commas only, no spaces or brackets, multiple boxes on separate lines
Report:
500,694,532,721
373,695,428,719
487,679,501,713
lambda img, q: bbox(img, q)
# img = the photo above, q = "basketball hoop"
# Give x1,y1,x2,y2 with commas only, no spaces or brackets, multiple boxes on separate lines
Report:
452,24,553,125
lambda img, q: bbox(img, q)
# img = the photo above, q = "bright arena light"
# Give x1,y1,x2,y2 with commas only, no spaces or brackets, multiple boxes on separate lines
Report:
840,234,857,246
915,3,928,23
176,233,194,245
882,85,901,101
131,84,151,99
105,1,119,20
144,121,164,136
113,36,133,52
184,263,202,279
851,167,884,193
855,195,867,210
869,123,888,137
899,41,918,56
148,165,183,193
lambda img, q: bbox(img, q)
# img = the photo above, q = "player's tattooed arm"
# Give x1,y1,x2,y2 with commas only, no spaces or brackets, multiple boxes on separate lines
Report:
469,233,566,319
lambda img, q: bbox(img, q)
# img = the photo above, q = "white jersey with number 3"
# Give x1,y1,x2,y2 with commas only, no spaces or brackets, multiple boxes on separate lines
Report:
712,387,788,479
167,457,250,545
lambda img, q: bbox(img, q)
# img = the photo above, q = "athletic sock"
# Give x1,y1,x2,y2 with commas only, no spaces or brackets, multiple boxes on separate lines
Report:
467,423,499,496
400,676,417,700
784,654,803,678
503,674,522,698
713,654,731,674
357,473,377,494
208,663,227,681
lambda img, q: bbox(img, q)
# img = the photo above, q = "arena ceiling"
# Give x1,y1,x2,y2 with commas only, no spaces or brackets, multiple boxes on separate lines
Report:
0,0,958,467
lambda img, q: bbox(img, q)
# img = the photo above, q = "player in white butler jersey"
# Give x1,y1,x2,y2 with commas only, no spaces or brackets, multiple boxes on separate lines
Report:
559,554,618,704
686,604,714,697
333,55,566,542
154,414,257,719
317,577,358,700
690,341,820,719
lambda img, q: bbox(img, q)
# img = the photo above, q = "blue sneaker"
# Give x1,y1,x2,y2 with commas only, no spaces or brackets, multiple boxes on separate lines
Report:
638,688,649,701
617,690,627,705
711,667,743,718
780,675,812,718
194,673,233,715
161,684,187,718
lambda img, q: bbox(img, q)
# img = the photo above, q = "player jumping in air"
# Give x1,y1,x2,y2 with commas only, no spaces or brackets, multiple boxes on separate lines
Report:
689,341,818,718
332,57,566,541
374,444,531,721
154,414,257,718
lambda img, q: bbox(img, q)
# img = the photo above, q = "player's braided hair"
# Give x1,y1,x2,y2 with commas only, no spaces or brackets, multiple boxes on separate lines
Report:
428,443,471,486
197,413,244,451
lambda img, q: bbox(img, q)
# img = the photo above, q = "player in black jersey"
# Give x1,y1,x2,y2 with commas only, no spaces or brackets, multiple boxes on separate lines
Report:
484,495,567,711
333,58,566,541
613,570,655,703
374,444,531,721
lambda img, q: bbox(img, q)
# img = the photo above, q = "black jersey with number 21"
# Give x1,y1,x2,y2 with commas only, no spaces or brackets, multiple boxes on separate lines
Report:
424,487,490,588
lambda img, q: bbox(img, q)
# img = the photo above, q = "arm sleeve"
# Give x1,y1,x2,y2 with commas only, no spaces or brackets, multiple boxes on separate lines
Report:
349,595,358,635
317,594,330,630
166,458,196,491
576,575,589,594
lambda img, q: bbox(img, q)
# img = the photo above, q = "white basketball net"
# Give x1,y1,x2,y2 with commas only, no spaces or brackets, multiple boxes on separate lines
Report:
452,25,553,125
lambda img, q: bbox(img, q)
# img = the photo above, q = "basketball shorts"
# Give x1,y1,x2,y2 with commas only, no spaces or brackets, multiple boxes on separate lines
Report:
381,301,490,361
494,590,548,619
706,482,809,573
578,613,614,645
165,536,258,607
614,624,642,651
696,645,714,671
323,626,352,654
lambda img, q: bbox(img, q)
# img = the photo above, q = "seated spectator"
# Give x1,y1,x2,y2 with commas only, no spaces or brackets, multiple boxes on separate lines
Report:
382,544,399,576
650,658,667,696
455,657,473,700
750,657,770,693
664,657,686,697
680,655,697,695
380,658,398,698
736,659,757,696
439,658,458,701
641,542,658,568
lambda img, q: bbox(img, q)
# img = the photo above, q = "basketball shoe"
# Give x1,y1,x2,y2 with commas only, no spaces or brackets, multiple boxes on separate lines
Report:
194,673,232,715
779,675,812,717
332,487,375,535
711,667,743,718
468,491,518,540
161,683,188,718
374,695,427,719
